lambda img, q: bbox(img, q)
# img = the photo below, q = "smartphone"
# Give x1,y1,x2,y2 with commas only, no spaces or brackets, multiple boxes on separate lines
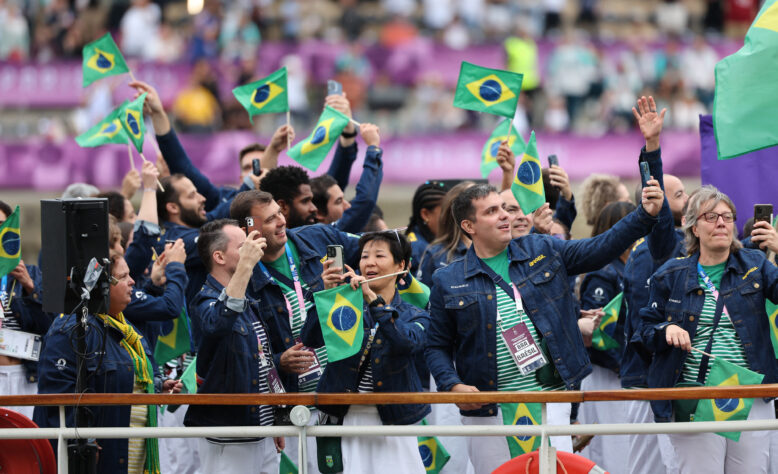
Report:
245,217,262,238
639,161,651,186
327,79,343,96
547,154,559,168
252,158,261,176
754,204,773,224
327,245,344,273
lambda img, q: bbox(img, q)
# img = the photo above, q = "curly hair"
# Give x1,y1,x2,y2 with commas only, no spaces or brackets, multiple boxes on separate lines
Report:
260,165,310,205
581,174,624,226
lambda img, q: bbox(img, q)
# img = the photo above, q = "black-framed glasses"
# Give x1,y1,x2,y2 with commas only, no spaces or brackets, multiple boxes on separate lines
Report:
698,212,735,223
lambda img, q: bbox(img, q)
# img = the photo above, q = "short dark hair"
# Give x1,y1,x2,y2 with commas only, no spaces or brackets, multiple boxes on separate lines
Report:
451,184,498,233
260,166,310,205
156,174,186,222
0,200,12,220
197,219,240,273
406,181,448,242
230,190,275,223
238,143,266,164
358,230,412,275
310,175,338,215
96,191,128,221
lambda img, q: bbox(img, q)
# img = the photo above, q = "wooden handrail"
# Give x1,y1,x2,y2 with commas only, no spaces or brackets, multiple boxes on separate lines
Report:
1,384,778,407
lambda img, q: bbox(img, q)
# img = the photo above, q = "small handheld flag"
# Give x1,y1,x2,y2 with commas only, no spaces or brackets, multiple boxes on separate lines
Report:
418,419,450,473
75,108,128,148
591,292,622,351
397,274,431,310
179,356,198,395
120,93,147,153
510,131,545,214
481,119,527,178
501,402,543,457
453,62,523,118
82,33,130,88
280,450,299,474
766,299,778,358
232,67,289,124
693,358,764,441
0,206,21,278
154,307,191,363
313,284,365,362
288,106,350,172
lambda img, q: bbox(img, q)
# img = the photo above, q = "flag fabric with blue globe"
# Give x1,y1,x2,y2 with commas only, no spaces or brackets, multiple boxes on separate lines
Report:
453,62,523,118
75,108,129,148
119,93,147,153
288,106,350,172
510,131,545,215
591,292,623,351
154,307,191,364
0,206,21,278
417,419,450,474
501,402,543,457
82,33,129,87
693,358,764,441
313,284,364,362
232,67,289,124
481,119,527,178
397,274,431,310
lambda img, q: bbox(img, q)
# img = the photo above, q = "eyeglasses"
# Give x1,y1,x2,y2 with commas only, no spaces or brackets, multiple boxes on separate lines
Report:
697,212,735,223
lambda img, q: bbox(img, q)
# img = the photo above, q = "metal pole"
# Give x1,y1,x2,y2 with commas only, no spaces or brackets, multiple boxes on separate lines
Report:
58,405,68,474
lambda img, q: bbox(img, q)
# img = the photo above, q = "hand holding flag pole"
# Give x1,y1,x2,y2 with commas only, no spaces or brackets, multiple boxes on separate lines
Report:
359,270,408,285
690,346,716,358
139,152,164,191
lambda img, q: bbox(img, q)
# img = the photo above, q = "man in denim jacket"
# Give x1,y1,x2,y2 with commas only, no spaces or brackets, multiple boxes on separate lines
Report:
425,182,662,472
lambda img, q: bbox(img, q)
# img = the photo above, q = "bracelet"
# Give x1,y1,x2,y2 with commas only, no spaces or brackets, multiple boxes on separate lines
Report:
341,128,358,138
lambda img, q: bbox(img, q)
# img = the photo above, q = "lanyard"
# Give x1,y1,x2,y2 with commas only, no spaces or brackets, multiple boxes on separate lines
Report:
496,283,525,331
697,263,730,322
0,276,15,312
259,243,308,324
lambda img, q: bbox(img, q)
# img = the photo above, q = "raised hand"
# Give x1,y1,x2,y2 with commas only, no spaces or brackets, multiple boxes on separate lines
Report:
631,96,666,152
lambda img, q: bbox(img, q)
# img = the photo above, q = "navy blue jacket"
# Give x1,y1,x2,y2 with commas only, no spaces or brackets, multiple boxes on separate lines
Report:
407,225,431,277
301,292,431,425
580,259,625,373
417,241,468,289
35,313,160,474
426,205,657,416
330,145,383,233
553,194,577,231
640,249,778,422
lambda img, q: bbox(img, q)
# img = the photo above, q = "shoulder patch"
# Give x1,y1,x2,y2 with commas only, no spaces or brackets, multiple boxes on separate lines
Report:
631,237,645,252
742,266,758,280
408,232,417,242
528,254,545,267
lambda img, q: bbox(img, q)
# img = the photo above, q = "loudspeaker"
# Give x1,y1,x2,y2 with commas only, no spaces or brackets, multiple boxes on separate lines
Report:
40,199,110,314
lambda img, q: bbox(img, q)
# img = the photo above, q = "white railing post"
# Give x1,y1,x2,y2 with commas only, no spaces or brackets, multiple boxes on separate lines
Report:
538,402,556,474
57,405,68,474
290,405,311,474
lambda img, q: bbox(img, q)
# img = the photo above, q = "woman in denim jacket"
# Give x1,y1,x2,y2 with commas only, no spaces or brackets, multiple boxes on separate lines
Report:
640,185,778,473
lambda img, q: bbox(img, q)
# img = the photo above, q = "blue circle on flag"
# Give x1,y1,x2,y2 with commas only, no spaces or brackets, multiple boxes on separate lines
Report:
96,53,112,69
419,445,433,467
331,306,357,331
515,415,533,441
490,141,501,158
2,231,20,256
253,85,270,104
127,113,140,135
715,398,738,413
103,123,117,134
479,79,502,102
517,161,541,186
311,126,327,145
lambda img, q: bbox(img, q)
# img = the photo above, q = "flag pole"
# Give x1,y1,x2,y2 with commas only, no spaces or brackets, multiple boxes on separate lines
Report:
286,110,292,150
127,142,136,171
349,118,362,128
140,152,165,191
361,270,408,285
690,346,717,359
128,70,137,83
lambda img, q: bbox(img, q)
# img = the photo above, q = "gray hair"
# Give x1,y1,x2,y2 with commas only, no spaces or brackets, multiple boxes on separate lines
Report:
61,183,100,199
682,185,741,256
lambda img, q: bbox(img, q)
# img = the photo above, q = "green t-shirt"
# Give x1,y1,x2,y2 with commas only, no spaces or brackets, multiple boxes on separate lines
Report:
483,248,511,283
266,240,302,285
700,262,726,290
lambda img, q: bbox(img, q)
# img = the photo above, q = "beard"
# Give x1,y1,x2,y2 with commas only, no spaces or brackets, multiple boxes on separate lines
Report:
180,205,207,228
286,207,317,229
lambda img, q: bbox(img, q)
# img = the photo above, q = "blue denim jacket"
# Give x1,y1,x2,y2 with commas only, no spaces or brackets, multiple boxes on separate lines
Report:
639,249,778,422
580,259,625,373
301,292,430,424
245,224,361,392
330,145,383,234
417,241,469,289
426,206,657,416
407,225,431,277
35,313,160,474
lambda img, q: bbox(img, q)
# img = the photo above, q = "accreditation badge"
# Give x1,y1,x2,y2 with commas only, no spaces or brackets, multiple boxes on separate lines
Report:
500,322,547,375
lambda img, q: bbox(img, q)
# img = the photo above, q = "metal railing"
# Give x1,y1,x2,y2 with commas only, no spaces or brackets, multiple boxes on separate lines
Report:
2,385,778,474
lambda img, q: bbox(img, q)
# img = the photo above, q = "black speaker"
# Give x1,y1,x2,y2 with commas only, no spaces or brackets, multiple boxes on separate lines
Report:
40,199,110,314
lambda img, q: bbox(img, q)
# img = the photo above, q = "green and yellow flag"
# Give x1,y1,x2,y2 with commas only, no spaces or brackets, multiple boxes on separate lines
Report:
418,419,450,474
82,33,129,88
288,106,350,171
232,67,289,124
510,131,545,214
591,292,622,351
766,299,778,358
280,451,299,474
313,284,364,362
75,108,128,148
179,356,197,395
693,358,764,441
501,402,543,457
453,62,523,118
0,206,21,278
154,308,191,364
398,274,431,309
481,119,526,178
119,93,147,153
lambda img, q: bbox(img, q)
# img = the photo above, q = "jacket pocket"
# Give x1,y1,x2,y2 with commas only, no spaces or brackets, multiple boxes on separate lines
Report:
527,258,564,300
444,293,480,333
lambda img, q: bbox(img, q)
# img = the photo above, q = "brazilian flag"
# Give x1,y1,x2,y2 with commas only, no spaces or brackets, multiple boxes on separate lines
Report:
82,33,129,88
313,284,364,362
510,131,545,215
501,402,543,457
591,292,622,351
179,355,197,395
453,62,523,118
288,106,350,172
693,358,764,441
119,93,147,153
418,419,450,474
0,206,21,278
154,307,191,364
481,119,526,178
75,108,128,148
280,451,298,474
766,299,778,358
232,67,289,124
397,274,430,310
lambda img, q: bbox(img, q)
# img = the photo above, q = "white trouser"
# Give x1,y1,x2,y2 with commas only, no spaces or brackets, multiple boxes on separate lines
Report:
579,366,631,474
428,377,475,474
668,398,774,474
461,402,572,474
341,405,425,474
198,437,279,474
284,409,318,474
625,398,678,474
0,364,36,420
158,406,201,474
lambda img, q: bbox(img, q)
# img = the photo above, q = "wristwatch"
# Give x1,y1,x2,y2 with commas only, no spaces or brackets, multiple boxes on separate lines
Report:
368,295,385,308
341,128,358,138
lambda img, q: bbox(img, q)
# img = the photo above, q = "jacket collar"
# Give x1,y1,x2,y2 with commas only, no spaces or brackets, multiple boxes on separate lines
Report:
462,238,530,279
683,250,745,294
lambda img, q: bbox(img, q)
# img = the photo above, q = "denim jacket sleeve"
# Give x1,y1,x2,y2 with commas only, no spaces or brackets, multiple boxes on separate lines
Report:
125,220,160,282
638,265,675,353
373,303,429,356
327,141,358,191
580,269,619,311
762,258,778,304
334,145,383,233
196,291,243,338
156,128,221,211
301,302,325,349
424,272,463,392
553,194,577,230
125,263,188,323
640,147,682,264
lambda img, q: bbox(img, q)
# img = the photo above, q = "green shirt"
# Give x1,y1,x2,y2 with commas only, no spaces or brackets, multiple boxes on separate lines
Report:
266,240,302,283
483,248,511,283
